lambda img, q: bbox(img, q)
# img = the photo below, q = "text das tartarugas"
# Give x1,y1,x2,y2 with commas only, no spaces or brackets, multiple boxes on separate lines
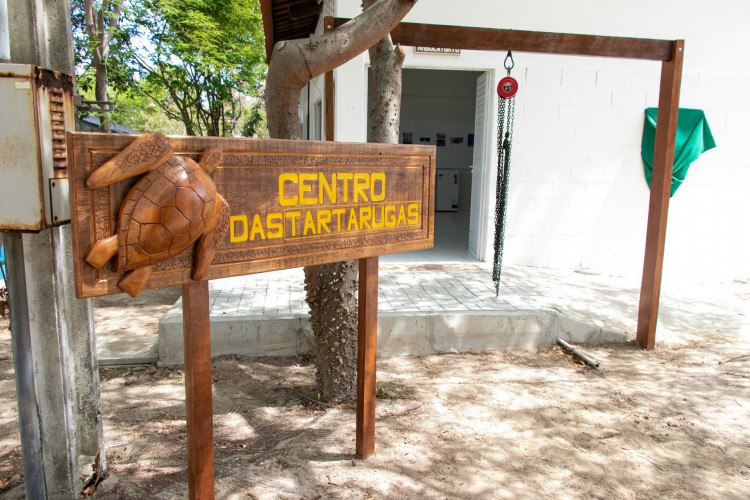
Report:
230,172,420,242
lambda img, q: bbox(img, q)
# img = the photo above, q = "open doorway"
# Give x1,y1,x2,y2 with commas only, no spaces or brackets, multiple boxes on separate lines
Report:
371,68,485,262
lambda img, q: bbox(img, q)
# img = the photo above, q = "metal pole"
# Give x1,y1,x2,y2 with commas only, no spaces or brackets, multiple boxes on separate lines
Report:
8,230,82,498
556,338,600,369
5,234,46,499
0,0,10,62
5,0,103,497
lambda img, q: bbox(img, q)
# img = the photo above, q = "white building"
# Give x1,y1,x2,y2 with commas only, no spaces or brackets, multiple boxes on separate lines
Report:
279,0,750,284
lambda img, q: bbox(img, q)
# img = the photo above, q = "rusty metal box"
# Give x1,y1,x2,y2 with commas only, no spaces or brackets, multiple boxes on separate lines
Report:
0,64,74,231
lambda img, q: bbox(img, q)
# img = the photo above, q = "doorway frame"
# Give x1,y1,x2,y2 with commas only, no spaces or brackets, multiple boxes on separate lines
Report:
469,69,495,262
385,66,492,261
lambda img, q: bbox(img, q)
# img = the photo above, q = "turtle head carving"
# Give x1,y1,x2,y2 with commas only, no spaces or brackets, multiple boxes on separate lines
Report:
85,132,230,297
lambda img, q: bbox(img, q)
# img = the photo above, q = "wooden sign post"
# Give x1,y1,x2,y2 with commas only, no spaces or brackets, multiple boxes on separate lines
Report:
67,132,435,498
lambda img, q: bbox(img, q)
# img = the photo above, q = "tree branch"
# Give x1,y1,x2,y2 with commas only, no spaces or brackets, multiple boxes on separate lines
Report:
109,1,122,30
96,4,104,39
363,0,395,53
266,0,417,139
83,0,97,40
140,87,180,121
100,0,123,60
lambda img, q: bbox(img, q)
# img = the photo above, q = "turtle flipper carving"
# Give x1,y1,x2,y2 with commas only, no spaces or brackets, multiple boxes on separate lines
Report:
86,132,173,189
86,234,119,269
84,133,230,297
198,148,222,173
118,266,153,298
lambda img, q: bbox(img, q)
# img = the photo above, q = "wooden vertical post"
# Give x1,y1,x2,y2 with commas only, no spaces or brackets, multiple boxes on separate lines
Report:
324,16,335,142
182,280,215,499
636,40,684,350
356,256,379,458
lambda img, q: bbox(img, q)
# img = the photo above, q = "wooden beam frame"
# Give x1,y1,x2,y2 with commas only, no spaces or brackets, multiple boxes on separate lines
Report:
331,18,676,61
636,41,684,349
326,18,682,350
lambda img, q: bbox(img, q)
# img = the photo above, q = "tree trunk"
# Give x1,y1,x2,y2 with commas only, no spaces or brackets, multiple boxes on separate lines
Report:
265,0,416,401
94,54,111,133
304,261,359,399
84,0,121,134
366,1,405,144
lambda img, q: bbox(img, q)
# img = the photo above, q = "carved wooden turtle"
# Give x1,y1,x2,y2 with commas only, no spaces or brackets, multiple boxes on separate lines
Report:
85,132,230,297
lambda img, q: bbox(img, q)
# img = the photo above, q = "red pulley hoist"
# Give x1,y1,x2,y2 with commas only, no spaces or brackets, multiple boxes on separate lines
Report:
492,51,517,296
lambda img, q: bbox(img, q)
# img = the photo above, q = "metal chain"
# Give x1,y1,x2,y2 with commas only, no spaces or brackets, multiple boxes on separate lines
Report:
492,95,515,296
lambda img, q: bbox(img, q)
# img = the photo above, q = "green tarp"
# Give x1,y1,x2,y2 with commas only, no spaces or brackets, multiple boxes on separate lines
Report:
641,108,716,197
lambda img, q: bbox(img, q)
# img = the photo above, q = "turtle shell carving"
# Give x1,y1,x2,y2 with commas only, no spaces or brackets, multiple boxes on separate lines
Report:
85,132,230,297
118,156,216,270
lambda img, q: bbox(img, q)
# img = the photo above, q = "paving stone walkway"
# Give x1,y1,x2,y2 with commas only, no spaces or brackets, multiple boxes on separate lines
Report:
98,262,750,365
205,262,750,343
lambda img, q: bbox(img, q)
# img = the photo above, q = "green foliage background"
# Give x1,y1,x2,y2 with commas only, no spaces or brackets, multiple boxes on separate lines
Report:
72,0,268,137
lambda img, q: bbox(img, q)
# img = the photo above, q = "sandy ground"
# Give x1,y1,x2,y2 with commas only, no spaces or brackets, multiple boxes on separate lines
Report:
1,289,749,498
92,286,182,338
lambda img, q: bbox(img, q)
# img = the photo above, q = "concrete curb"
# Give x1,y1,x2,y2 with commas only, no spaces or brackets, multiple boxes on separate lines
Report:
156,308,630,366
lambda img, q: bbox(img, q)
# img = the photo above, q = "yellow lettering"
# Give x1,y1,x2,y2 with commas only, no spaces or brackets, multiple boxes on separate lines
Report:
299,173,317,204
338,173,353,202
407,203,419,225
372,205,385,229
278,173,298,206
280,171,390,208
303,211,316,235
397,205,407,226
347,208,359,231
229,215,249,243
331,208,345,232
317,209,331,234
319,173,336,204
249,214,266,240
266,213,283,239
384,205,396,227
285,211,301,236
359,206,372,230
371,173,386,202
353,173,369,202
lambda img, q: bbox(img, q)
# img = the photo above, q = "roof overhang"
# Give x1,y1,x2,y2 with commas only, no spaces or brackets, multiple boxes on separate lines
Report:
260,0,324,61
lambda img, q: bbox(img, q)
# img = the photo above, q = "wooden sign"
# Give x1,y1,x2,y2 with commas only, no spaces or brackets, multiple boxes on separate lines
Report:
68,132,436,298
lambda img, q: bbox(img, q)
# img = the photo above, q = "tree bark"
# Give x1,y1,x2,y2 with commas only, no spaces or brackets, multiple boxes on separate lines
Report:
265,0,416,401
94,56,111,132
84,0,121,133
304,261,359,399
365,0,405,144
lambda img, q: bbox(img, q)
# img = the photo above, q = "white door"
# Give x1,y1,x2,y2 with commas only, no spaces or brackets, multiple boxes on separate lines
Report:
469,72,492,260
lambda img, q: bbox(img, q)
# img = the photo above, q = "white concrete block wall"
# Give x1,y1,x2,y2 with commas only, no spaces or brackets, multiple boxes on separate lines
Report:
300,75,325,140
334,57,368,142
506,54,750,281
504,56,655,276
331,0,750,282
662,70,750,283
